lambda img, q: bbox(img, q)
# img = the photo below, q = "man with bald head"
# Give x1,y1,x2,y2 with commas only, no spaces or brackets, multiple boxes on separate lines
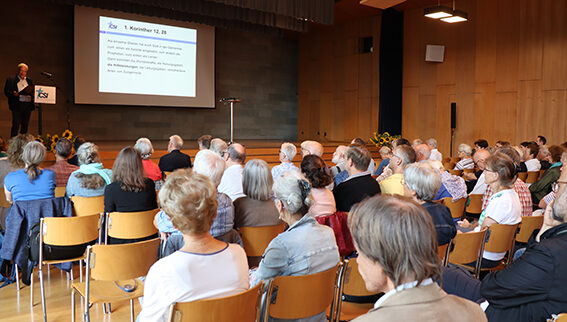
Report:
218,142,246,201
415,144,431,162
463,149,491,195
300,140,324,158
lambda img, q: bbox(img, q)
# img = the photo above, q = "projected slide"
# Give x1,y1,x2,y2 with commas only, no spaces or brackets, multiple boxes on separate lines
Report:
99,16,197,97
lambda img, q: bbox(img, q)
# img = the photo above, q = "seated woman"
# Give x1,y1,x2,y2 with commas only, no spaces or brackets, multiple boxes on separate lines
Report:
530,145,565,204
139,170,249,322
403,162,456,246
66,142,112,197
4,141,55,203
454,143,474,170
252,171,339,320
301,155,336,217
374,146,391,176
458,152,522,268
104,146,157,213
134,137,162,183
233,159,280,229
349,195,486,321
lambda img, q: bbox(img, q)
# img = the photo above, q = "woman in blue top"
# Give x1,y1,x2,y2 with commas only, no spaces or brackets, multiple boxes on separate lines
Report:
4,141,55,203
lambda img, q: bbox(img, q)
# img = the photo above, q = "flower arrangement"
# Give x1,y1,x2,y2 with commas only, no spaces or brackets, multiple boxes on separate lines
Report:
370,132,400,149
36,130,75,152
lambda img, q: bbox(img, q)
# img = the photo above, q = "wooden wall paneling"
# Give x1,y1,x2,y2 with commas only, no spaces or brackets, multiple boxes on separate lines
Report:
418,18,439,97
358,53,373,99
435,85,456,156
403,8,422,88
320,93,334,140
357,98,373,139
454,10,476,95
495,0,520,93
418,94,437,140
473,83,496,143
401,87,419,140
518,0,544,81
332,98,346,140
474,0,497,84
297,93,310,139
435,23,456,86
542,0,567,91
453,93,476,147
309,99,321,139
345,55,360,91
344,91,359,139
371,15,381,99
371,97,380,134
516,80,542,142
542,90,567,144
493,92,518,143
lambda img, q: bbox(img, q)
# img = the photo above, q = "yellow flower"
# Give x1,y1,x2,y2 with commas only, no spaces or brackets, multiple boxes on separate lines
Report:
37,137,44,144
50,141,57,151
52,135,59,143
62,129,73,139
383,132,390,137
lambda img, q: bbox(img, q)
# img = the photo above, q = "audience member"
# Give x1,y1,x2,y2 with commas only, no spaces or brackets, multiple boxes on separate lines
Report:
233,159,280,229
376,138,411,183
333,145,380,212
134,137,162,182
104,147,157,213
158,135,191,172
210,138,228,159
414,144,430,162
536,135,547,146
300,140,324,158
530,145,565,204
474,139,489,150
403,163,456,245
139,170,249,322
252,171,339,321
380,145,416,195
197,134,213,150
454,143,474,170
458,153,522,268
538,153,567,209
4,141,55,203
411,138,423,148
271,142,299,182
218,143,246,201
426,138,442,161
301,155,336,217
66,142,112,198
331,145,349,186
429,160,468,201
67,136,86,166
46,138,78,187
522,142,541,172
374,146,391,176
537,145,551,170
463,149,490,195
348,195,486,322
495,140,510,149
351,138,375,173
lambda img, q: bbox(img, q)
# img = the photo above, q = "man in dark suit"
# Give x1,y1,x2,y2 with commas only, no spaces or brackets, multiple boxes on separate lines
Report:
333,145,381,212
159,134,192,173
4,63,35,137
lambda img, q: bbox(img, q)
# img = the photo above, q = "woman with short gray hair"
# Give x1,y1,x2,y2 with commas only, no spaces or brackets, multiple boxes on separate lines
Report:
252,171,339,320
66,142,112,198
4,141,55,203
233,159,280,229
403,162,456,246
454,143,474,170
134,137,162,182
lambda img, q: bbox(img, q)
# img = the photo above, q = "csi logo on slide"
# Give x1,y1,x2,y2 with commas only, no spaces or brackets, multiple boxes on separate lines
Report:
36,88,48,99
107,21,118,29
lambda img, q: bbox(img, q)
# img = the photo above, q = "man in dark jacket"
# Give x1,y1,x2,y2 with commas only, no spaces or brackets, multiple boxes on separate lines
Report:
4,63,35,137
159,134,192,173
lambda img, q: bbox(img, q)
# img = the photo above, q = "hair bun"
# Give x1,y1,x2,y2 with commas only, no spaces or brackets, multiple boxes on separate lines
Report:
298,179,311,199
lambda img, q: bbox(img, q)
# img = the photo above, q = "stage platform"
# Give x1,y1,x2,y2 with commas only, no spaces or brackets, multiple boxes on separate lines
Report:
39,140,382,169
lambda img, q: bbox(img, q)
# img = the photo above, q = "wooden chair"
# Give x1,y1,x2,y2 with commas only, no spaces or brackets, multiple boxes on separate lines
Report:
525,171,540,184
447,229,488,278
262,264,341,321
465,194,484,216
36,214,102,321
463,168,475,174
164,171,173,179
555,313,567,322
71,195,105,216
515,216,544,244
0,189,11,208
54,186,66,198
105,209,160,243
239,222,286,257
449,169,462,176
443,197,466,219
443,157,451,163
450,157,460,164
438,242,451,266
70,238,160,322
168,283,263,322
443,162,453,170
332,260,379,322
517,172,527,182
482,223,520,267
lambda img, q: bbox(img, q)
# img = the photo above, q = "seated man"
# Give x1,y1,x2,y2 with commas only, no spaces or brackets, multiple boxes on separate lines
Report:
47,138,78,187
426,138,443,161
271,142,299,181
300,140,324,158
158,135,191,172
349,195,486,322
217,143,246,201
522,141,541,172
197,134,212,150
333,145,380,212
351,137,375,173
379,145,416,196
414,144,430,162
331,145,349,186
463,149,491,195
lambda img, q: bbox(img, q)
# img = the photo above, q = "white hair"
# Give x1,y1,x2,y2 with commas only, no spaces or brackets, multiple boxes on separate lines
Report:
193,150,225,187
458,143,472,156
280,142,297,162
210,138,228,157
403,162,441,201
300,140,324,157
169,135,183,150
426,138,438,148
134,137,154,160
272,171,313,215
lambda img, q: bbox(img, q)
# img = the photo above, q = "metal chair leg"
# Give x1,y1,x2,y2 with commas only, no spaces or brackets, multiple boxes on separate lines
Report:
15,264,20,291
79,260,83,283
39,265,47,322
30,267,34,308
103,303,107,314
70,266,74,281
130,299,134,322
71,289,76,322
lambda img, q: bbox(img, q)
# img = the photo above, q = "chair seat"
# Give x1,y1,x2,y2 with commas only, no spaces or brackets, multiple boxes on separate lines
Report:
42,256,85,266
72,279,145,303
328,302,374,321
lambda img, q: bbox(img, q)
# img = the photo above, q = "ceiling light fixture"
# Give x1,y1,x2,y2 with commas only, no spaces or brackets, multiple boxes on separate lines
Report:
424,2,453,19
440,0,468,23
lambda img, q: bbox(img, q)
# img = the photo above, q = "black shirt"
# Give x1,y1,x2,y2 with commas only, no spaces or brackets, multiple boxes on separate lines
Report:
333,174,381,212
104,178,157,213
158,150,192,172
422,201,457,246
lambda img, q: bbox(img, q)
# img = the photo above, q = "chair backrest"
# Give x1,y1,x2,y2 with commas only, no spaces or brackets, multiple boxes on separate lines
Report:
239,222,286,257
54,186,66,198
463,168,475,174
341,260,376,297
538,169,545,180
438,243,450,266
71,195,105,216
466,194,483,215
443,197,466,219
42,214,101,246
168,283,263,322
449,169,462,176
264,264,339,320
106,209,159,241
448,229,487,265
0,189,11,208
556,313,567,322
517,172,527,182
164,171,172,178
515,216,544,243
525,171,540,184
87,238,160,281
450,157,460,164
484,223,520,254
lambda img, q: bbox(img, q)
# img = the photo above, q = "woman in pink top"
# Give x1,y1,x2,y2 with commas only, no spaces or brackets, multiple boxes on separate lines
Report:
134,137,162,182
301,155,336,216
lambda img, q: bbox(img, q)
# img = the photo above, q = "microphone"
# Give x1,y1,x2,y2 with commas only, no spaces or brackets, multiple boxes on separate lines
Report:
41,71,53,78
